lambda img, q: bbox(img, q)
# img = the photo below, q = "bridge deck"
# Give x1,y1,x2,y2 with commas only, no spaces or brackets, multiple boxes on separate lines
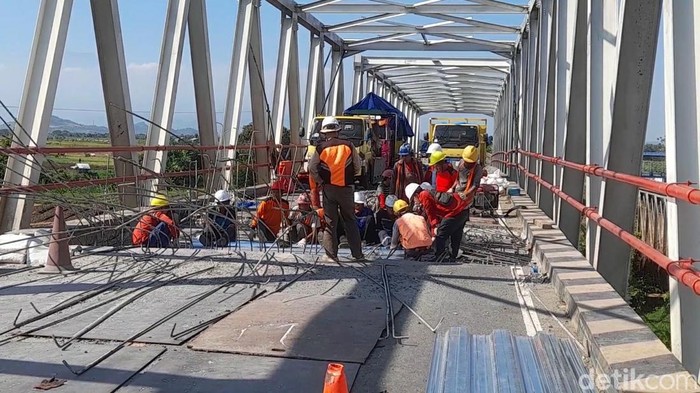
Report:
0,197,582,392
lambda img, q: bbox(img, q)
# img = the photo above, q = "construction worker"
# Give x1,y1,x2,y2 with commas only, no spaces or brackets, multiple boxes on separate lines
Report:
376,169,393,209
390,199,433,259
405,182,469,261
308,116,365,262
392,142,424,202
429,151,459,193
199,190,237,247
422,142,443,180
250,183,290,242
456,145,483,200
353,192,379,245
419,133,430,156
132,194,179,248
376,194,398,246
288,193,325,246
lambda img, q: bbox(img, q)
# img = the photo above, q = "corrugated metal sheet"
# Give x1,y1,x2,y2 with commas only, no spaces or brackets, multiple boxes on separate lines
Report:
427,328,594,393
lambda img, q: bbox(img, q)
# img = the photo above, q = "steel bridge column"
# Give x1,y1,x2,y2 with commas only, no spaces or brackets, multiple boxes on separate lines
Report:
535,0,554,212
525,8,540,199
142,0,190,197
316,42,326,117
222,0,254,186
663,0,700,374
367,73,376,94
90,0,138,208
594,0,661,296
247,5,270,184
541,0,558,219
558,0,588,248
272,14,295,145
303,34,323,137
287,20,302,147
352,55,364,104
0,0,73,231
514,43,525,185
188,0,217,188
586,0,618,265
329,49,344,115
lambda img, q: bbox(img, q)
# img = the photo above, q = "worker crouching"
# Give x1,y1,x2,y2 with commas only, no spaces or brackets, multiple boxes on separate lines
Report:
288,193,325,247
250,183,289,242
133,194,180,248
390,199,433,259
199,190,237,248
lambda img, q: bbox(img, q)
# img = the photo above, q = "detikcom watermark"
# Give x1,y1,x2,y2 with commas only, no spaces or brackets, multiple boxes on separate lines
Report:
578,368,700,391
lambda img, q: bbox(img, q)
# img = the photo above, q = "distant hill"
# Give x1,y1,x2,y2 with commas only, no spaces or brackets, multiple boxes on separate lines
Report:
0,115,197,136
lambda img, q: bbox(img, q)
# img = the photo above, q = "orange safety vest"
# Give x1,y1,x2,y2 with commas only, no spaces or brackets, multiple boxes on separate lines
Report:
316,138,356,187
396,213,433,250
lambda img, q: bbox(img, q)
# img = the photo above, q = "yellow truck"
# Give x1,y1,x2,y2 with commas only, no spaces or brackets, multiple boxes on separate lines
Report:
304,115,384,189
428,118,488,166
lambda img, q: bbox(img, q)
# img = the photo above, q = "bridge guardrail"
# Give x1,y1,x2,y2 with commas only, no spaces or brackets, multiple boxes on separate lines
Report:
493,150,700,296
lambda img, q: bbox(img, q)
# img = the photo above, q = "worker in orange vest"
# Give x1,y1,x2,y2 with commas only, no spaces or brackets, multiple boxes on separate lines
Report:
389,199,434,259
456,145,482,203
132,194,179,248
250,182,290,242
308,116,366,262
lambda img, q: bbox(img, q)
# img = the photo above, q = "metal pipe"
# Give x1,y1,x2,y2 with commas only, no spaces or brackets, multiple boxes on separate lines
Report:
516,149,700,206
515,164,700,295
0,143,309,155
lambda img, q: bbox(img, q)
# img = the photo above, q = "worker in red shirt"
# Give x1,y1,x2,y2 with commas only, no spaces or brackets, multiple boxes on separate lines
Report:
392,143,423,202
430,151,458,193
132,194,179,248
250,182,290,242
376,169,393,209
405,182,469,261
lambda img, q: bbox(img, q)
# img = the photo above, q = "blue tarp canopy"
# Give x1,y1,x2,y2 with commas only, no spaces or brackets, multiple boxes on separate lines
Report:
344,92,414,139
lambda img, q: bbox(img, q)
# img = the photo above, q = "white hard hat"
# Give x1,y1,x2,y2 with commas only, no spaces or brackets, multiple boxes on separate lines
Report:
385,194,398,209
427,143,442,154
405,183,421,200
420,182,433,191
353,191,367,204
214,189,231,203
321,116,341,133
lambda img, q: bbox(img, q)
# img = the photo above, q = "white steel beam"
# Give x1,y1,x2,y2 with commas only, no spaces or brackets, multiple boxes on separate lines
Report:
287,18,302,146
352,55,364,103
90,0,138,208
525,8,540,199
594,0,661,296
265,0,343,48
558,0,587,247
586,0,618,265
362,57,510,69
346,40,513,53
222,0,255,185
247,4,270,183
312,4,526,14
303,35,324,135
329,49,344,115
187,0,217,179
0,0,73,231
539,0,556,217
142,0,190,196
664,0,700,376
272,14,295,145
336,24,518,34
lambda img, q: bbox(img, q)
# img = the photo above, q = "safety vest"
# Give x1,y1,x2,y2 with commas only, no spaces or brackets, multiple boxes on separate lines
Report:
316,138,356,187
396,213,433,250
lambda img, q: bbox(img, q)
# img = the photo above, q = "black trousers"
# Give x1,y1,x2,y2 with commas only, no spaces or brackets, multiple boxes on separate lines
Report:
434,209,469,259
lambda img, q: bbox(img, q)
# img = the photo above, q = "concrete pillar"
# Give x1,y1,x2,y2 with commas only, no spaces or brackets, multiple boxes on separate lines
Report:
142,0,190,196
90,0,138,208
594,0,661,296
0,0,73,231
586,0,618,265
558,0,588,248
187,0,217,185
663,0,700,376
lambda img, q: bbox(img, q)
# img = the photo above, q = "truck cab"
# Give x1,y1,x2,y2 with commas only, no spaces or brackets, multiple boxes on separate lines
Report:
428,118,488,166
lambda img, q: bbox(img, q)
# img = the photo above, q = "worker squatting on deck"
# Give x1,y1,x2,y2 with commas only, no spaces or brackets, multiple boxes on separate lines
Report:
132,194,180,248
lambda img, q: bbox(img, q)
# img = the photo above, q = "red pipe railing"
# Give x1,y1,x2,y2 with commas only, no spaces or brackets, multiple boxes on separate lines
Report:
516,149,700,205
511,162,700,295
0,143,309,155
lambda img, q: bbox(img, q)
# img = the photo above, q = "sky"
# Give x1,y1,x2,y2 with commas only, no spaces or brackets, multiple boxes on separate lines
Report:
0,0,665,142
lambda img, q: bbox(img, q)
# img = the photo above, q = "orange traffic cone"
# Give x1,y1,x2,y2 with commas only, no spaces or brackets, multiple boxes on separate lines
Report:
40,206,78,274
323,363,349,393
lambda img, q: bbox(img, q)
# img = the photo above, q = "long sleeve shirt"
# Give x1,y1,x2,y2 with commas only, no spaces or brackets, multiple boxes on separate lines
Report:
133,210,179,245
417,190,468,230
251,198,290,236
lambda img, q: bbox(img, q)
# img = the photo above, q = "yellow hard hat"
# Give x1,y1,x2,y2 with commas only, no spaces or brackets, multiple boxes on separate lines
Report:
393,199,409,214
150,194,169,207
429,150,447,166
462,145,478,163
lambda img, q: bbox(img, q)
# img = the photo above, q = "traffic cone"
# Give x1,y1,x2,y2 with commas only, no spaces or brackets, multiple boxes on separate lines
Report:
322,363,349,393
40,206,78,274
